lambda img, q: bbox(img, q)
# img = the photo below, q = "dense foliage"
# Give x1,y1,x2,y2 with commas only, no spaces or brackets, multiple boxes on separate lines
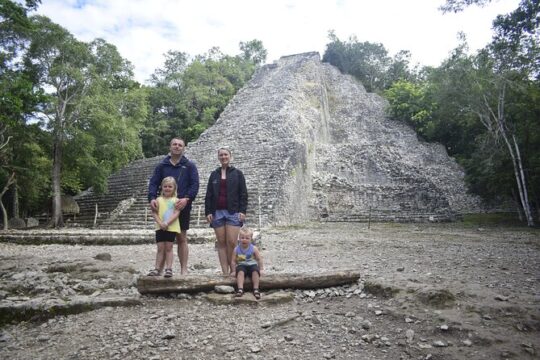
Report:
1,0,537,226
143,40,265,156
0,0,49,227
0,0,265,226
322,31,417,93
384,1,539,225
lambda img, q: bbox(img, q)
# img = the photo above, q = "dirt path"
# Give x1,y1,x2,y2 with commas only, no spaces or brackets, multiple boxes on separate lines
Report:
0,222,538,359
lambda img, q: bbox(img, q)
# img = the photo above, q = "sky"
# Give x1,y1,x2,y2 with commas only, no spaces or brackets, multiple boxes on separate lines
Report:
32,0,521,84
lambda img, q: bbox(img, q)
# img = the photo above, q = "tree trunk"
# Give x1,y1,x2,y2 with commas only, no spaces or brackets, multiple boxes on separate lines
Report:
51,92,70,228
482,85,535,227
512,134,534,226
52,141,64,228
1,172,16,231
137,270,361,295
11,179,19,219
0,200,7,231
497,115,534,227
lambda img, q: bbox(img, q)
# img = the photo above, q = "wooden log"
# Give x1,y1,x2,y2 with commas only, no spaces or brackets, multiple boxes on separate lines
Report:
137,269,361,295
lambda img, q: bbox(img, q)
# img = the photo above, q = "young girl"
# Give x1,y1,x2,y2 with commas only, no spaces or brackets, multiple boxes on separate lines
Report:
147,176,180,278
231,227,263,299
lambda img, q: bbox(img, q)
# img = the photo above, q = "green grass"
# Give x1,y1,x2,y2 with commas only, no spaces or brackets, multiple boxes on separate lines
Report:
460,212,529,227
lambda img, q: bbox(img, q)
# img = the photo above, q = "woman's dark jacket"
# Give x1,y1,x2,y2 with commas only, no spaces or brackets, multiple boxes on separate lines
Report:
204,166,248,216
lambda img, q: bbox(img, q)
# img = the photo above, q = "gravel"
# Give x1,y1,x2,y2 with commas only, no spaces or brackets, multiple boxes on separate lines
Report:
0,222,539,359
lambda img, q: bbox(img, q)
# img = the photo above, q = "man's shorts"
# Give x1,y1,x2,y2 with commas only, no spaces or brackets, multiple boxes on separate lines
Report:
179,208,191,231
236,264,260,278
155,230,176,242
210,209,242,228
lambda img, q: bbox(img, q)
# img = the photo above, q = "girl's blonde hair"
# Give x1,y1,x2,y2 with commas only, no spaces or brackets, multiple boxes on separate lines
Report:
160,176,177,197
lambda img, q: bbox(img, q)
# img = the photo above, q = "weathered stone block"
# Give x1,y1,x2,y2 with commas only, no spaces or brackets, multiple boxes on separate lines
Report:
8,217,26,229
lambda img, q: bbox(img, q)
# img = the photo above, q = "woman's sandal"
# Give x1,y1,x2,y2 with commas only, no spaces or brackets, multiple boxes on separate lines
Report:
164,268,173,278
235,288,244,297
147,269,160,276
253,289,261,300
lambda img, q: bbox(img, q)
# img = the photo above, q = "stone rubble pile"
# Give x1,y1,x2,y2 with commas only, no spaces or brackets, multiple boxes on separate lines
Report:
0,258,141,325
0,257,366,326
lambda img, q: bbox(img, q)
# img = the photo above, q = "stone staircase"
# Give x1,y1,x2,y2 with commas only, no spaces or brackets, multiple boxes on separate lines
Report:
73,157,160,228
69,52,482,230
72,153,267,230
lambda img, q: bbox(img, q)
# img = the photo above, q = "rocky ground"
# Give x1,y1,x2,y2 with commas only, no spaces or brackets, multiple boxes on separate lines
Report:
0,222,538,360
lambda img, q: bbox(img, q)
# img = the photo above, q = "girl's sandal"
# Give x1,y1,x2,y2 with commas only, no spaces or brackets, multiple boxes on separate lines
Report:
253,289,261,300
164,268,173,278
235,288,244,297
147,269,160,276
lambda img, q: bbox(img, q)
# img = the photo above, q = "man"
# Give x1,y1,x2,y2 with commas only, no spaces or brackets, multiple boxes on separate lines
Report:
148,137,199,275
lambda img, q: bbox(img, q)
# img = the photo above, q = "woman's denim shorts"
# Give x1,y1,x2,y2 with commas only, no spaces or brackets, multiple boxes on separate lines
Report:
211,209,242,228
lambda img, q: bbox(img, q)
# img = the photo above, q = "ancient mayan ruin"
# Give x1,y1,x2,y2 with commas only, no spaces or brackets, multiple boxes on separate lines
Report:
73,52,481,229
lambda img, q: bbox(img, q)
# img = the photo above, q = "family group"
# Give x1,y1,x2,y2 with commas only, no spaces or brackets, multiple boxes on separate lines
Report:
146,137,262,299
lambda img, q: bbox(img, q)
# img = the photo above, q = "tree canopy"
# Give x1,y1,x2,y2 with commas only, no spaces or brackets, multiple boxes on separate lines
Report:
0,0,266,227
142,42,265,157
322,31,417,93
385,0,539,225
1,0,537,227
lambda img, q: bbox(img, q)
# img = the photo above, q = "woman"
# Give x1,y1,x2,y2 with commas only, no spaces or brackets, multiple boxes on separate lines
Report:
205,147,248,275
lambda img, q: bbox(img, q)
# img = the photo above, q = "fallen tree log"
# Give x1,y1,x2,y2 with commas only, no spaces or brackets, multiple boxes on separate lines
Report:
137,269,361,295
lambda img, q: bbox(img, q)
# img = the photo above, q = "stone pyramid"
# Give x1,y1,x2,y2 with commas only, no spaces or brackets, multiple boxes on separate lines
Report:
74,52,481,229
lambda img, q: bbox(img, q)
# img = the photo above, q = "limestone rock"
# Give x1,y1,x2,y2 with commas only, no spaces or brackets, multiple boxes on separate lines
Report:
94,253,112,261
214,285,235,294
8,217,26,229
26,217,39,228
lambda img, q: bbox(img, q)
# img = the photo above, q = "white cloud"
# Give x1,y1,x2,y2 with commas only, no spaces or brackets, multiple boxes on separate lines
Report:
33,0,521,83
